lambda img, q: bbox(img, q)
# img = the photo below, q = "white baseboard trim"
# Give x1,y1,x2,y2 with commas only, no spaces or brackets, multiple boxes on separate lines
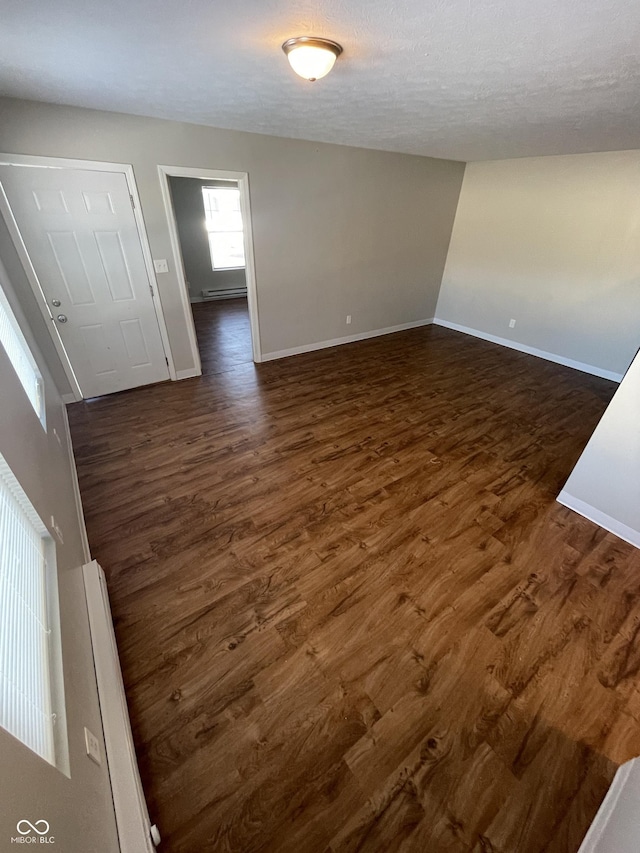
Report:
433,319,623,383
261,318,435,362
578,760,634,852
557,490,640,550
175,366,202,380
61,392,78,404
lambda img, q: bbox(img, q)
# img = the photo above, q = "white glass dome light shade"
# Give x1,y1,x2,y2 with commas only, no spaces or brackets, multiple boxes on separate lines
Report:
287,45,336,80
282,37,343,82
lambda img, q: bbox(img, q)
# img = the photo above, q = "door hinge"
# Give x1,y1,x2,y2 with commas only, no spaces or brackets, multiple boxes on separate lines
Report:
130,194,135,209
149,284,154,297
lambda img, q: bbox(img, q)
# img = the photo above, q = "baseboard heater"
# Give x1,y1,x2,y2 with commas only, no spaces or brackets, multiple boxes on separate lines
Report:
201,287,247,300
83,560,160,852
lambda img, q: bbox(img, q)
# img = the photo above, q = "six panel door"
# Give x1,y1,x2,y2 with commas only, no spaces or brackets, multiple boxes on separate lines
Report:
0,165,170,398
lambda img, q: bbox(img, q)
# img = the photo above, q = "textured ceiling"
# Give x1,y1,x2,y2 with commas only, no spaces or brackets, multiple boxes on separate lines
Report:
1,0,639,161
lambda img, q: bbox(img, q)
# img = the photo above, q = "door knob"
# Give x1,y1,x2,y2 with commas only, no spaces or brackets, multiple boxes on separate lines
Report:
51,298,61,307
56,314,68,324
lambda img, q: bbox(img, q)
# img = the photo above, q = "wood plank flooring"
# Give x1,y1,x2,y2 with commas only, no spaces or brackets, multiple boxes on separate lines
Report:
191,297,252,375
68,312,640,853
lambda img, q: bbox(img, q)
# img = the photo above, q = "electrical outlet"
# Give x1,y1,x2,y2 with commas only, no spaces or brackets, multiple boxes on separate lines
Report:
153,259,169,274
509,318,516,328
84,727,101,766
346,315,352,325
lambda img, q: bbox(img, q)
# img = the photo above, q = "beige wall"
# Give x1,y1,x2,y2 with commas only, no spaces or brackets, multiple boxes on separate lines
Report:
0,258,118,850
436,150,640,378
0,97,464,373
168,176,247,300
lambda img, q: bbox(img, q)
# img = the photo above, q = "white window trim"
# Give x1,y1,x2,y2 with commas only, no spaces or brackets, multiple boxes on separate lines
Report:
202,185,246,272
0,267,46,429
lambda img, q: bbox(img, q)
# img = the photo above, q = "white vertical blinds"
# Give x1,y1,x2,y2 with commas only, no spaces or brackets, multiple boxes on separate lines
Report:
0,285,44,422
0,458,55,765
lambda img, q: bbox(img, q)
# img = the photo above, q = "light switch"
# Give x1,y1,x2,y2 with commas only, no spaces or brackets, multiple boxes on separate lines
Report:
84,727,102,765
153,259,169,274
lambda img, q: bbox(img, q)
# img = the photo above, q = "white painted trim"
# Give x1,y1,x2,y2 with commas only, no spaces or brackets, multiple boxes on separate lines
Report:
262,318,434,361
156,167,202,378
61,392,76,405
158,165,263,370
237,172,262,362
175,366,201,380
159,165,248,182
124,167,176,381
557,491,640,550
0,153,141,173
578,760,634,852
0,153,177,395
83,560,156,853
433,318,624,383
61,402,91,563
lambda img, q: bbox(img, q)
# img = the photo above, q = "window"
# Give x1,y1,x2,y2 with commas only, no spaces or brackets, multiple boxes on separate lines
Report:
202,186,246,270
0,283,44,426
0,456,63,768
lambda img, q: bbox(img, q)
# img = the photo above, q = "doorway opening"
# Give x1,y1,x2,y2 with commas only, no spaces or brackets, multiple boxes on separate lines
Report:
158,166,261,376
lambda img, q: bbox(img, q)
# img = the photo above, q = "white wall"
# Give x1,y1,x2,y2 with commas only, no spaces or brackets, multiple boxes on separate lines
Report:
436,150,640,380
0,97,464,376
0,258,118,850
559,346,640,548
580,758,640,853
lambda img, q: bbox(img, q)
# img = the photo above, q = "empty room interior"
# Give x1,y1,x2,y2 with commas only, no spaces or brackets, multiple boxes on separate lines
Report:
1,2,640,852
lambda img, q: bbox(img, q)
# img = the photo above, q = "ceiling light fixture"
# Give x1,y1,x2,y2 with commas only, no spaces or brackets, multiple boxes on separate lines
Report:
282,37,343,82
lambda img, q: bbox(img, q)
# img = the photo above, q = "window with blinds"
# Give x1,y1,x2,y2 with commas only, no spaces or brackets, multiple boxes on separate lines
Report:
0,457,56,765
0,284,44,426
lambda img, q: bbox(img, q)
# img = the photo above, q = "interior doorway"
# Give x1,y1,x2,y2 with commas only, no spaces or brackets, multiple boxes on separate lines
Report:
158,166,261,375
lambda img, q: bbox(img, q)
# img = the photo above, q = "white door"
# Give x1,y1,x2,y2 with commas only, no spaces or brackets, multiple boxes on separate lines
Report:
0,165,170,398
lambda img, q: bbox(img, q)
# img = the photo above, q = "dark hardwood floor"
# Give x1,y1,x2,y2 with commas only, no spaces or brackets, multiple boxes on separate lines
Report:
68,316,640,853
191,297,252,375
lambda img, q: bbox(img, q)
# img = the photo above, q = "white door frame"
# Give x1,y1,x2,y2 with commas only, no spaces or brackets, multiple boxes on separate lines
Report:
157,165,262,366
0,153,177,402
